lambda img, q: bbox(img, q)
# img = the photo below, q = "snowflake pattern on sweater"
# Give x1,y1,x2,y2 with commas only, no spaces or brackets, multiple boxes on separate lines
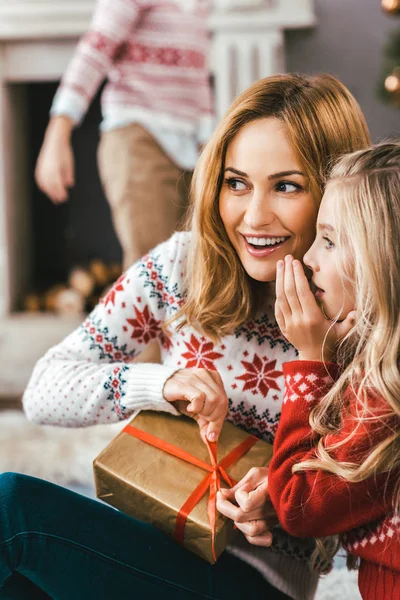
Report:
24,232,298,442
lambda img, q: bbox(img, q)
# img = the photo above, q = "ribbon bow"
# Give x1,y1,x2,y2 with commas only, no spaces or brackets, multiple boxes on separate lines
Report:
123,423,258,561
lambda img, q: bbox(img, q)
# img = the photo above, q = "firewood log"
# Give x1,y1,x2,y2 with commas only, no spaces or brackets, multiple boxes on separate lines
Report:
54,288,85,316
23,292,42,312
108,262,123,282
69,267,95,299
43,284,68,312
89,259,109,288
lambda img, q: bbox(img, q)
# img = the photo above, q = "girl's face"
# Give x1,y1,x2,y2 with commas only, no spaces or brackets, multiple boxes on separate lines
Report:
219,117,317,283
303,192,356,320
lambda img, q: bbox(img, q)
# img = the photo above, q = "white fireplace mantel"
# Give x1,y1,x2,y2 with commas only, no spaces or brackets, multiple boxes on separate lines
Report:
0,1,315,39
0,0,315,319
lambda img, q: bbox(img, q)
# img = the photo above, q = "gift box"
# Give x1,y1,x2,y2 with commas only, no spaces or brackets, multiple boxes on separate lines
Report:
93,411,272,564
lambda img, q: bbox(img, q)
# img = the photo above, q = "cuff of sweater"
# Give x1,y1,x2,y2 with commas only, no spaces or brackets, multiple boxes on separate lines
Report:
124,363,180,415
50,87,88,126
283,360,340,381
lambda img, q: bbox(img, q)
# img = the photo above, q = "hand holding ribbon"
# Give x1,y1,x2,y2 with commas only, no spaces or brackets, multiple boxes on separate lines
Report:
123,422,259,561
217,466,277,547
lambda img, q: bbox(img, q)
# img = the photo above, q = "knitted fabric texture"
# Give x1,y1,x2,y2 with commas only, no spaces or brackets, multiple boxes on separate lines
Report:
269,361,400,600
50,0,213,142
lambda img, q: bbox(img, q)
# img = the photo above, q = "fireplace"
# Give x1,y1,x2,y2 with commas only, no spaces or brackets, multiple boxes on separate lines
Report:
27,82,121,305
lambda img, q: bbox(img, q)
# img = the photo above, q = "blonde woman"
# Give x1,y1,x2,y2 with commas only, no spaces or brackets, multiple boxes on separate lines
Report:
1,74,369,600
269,142,400,600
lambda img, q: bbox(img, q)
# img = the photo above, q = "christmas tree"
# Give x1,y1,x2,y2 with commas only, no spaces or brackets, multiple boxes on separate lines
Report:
379,0,400,106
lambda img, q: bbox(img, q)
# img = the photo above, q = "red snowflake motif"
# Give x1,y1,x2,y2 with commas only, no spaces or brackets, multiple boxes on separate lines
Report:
235,354,283,397
270,327,282,340
182,335,224,370
104,275,126,307
126,305,161,344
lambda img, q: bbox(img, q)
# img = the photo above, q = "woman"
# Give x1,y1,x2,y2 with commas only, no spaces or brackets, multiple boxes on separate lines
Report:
1,73,370,600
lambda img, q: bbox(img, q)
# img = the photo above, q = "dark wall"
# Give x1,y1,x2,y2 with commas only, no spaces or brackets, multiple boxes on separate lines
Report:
285,0,400,141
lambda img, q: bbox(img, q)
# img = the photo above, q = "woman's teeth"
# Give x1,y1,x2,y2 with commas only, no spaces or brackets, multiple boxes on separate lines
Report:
245,236,286,247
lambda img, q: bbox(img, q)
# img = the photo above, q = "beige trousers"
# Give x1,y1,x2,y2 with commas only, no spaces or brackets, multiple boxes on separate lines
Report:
97,124,191,364
98,123,192,270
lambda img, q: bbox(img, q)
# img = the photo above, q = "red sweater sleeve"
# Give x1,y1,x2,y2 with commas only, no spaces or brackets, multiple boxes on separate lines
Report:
268,360,397,538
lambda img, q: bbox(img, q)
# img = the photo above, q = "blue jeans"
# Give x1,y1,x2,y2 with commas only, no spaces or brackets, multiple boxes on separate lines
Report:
0,473,292,600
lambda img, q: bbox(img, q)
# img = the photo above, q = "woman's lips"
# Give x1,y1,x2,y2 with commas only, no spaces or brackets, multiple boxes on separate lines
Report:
314,287,325,299
242,236,288,258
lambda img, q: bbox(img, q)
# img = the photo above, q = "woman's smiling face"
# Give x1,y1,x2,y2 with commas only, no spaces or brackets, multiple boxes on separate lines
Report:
219,117,317,283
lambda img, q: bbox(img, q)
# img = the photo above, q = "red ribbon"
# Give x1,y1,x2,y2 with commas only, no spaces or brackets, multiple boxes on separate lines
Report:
123,423,258,561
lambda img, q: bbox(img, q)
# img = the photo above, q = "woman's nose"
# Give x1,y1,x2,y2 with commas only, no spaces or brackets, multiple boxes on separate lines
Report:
243,192,275,230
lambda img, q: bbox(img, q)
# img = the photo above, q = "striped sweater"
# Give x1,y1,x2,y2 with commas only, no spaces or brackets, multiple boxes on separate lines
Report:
51,0,214,143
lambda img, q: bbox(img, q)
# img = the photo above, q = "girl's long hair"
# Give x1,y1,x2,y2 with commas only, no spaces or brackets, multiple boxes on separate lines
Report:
294,142,400,570
170,73,370,340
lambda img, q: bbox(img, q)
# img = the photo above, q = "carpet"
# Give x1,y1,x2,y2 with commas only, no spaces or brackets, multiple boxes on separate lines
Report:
0,410,361,600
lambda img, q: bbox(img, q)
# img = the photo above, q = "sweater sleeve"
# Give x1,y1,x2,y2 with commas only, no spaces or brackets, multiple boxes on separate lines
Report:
268,360,397,538
51,0,141,124
23,233,189,427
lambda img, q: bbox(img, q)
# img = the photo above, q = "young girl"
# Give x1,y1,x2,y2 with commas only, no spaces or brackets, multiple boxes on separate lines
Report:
1,74,370,600
269,142,400,600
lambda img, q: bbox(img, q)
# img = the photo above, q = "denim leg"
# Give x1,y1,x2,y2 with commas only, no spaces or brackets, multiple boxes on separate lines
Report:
0,473,290,600
1,573,52,599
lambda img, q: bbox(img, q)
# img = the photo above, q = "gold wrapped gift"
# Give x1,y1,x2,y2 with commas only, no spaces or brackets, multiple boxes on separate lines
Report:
93,411,272,564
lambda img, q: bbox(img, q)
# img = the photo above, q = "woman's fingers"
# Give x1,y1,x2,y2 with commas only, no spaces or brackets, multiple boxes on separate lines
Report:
163,368,228,442
216,477,275,522
243,531,273,547
227,466,269,497
216,490,271,522
234,518,271,539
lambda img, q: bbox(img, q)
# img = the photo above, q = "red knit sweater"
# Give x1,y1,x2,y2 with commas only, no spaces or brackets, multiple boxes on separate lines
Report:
268,361,400,600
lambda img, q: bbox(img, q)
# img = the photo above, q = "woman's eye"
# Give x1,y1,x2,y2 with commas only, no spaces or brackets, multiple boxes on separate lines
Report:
323,236,335,250
275,181,301,193
225,177,247,192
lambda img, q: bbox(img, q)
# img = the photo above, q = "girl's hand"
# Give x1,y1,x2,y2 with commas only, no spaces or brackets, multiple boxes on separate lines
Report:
275,256,355,362
216,467,277,547
163,368,229,443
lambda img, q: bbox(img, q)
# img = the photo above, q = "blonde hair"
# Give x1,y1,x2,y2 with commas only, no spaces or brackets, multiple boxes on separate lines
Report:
294,141,400,569
171,73,371,339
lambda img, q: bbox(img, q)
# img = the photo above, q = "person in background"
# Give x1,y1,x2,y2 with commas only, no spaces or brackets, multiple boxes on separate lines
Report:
35,0,214,271
268,142,400,600
1,73,370,600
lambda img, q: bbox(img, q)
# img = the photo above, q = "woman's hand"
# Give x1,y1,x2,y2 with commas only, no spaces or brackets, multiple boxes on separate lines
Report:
163,368,229,443
216,467,277,547
275,256,355,362
35,116,75,204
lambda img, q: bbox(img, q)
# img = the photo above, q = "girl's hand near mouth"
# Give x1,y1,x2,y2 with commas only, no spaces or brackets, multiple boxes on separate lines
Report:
274,256,356,362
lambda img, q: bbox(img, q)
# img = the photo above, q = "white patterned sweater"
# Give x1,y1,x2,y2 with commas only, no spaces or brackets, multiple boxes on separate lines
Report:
23,232,319,600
